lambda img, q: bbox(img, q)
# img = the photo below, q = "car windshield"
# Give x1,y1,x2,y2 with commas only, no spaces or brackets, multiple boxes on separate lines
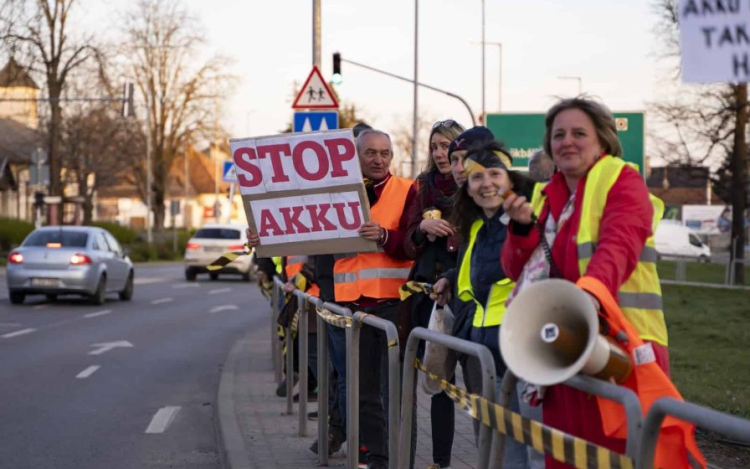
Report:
193,228,241,240
23,230,89,248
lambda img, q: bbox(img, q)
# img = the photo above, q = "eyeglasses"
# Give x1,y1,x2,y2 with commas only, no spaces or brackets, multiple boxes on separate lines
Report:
432,119,464,131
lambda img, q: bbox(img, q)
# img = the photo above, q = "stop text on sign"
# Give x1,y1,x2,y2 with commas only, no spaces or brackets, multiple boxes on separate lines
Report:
231,129,361,195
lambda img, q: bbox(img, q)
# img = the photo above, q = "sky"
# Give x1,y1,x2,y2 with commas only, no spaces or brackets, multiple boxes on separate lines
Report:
81,0,677,168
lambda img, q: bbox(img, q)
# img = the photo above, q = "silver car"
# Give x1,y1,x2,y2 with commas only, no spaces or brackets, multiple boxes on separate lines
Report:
6,226,134,305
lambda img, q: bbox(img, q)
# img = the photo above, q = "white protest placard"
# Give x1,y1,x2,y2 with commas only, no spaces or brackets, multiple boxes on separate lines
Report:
230,129,376,257
679,0,750,83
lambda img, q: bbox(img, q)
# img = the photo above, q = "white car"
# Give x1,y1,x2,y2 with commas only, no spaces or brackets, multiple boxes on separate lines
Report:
654,220,711,260
184,224,253,281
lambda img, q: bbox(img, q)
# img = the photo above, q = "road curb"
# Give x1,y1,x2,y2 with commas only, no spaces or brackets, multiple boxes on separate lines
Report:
217,333,253,469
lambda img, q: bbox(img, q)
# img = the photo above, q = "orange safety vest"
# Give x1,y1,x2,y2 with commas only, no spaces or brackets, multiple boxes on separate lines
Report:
285,255,320,297
577,276,705,469
333,176,414,302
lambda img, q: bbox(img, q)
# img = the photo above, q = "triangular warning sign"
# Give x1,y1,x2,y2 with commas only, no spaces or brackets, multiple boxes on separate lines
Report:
292,66,339,109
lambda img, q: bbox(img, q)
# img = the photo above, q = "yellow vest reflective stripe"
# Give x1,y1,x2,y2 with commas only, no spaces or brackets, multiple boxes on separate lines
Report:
457,218,514,328
333,176,415,302
576,156,668,345
272,256,283,275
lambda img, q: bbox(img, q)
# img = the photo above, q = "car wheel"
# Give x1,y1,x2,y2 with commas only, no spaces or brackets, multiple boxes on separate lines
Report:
209,272,219,281
9,291,25,305
185,268,197,281
119,271,134,301
46,294,58,302
90,275,107,305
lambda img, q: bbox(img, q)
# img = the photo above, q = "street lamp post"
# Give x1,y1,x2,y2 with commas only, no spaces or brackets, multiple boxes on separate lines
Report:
474,41,502,112
558,76,582,96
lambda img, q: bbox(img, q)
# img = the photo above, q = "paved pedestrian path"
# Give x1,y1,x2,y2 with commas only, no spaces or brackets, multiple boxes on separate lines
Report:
218,311,482,469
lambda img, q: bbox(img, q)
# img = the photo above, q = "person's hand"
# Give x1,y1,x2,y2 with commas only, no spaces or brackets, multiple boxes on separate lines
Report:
283,282,296,293
419,219,455,241
358,221,384,243
430,277,452,307
246,228,260,247
502,192,534,225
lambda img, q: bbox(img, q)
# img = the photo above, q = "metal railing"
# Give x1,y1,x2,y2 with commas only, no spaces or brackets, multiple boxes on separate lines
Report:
658,254,750,288
398,327,499,469
637,397,750,469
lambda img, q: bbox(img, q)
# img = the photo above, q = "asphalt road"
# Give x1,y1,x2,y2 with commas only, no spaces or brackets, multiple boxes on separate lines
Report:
0,263,264,469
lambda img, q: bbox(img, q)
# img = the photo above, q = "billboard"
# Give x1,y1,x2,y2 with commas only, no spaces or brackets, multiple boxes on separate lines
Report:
485,112,645,175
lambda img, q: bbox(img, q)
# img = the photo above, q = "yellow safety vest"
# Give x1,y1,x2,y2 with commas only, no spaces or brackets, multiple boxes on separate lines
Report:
272,256,283,275
457,218,514,328
530,156,668,345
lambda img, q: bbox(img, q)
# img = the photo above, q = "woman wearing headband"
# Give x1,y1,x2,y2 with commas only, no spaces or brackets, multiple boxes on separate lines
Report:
430,141,532,466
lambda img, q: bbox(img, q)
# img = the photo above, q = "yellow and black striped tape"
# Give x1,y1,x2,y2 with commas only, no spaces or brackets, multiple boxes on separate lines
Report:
316,307,353,328
414,359,634,469
206,246,252,271
398,281,433,301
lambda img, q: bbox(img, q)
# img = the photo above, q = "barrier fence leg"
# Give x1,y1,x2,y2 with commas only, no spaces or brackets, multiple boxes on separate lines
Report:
386,325,401,469
488,371,517,469
272,284,282,385
397,334,419,469
298,296,309,437
285,325,294,415
346,322,360,469
317,315,329,466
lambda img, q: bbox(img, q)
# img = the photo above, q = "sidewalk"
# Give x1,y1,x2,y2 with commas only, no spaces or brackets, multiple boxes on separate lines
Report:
218,314,482,469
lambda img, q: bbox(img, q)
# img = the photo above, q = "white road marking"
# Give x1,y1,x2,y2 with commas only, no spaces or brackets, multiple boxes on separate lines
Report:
134,277,170,285
208,288,232,295
89,340,134,355
2,328,36,339
33,304,47,310
76,365,101,379
84,309,112,319
209,304,239,314
151,297,173,305
172,283,200,289
145,406,181,434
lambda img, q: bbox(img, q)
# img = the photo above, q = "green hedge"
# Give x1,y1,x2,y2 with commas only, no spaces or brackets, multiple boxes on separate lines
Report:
0,217,35,253
90,221,139,245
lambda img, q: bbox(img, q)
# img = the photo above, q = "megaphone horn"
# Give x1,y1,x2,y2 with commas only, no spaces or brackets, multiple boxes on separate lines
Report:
499,279,632,386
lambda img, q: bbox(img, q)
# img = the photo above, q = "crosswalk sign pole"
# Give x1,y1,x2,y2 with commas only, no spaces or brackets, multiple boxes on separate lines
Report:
226,182,236,224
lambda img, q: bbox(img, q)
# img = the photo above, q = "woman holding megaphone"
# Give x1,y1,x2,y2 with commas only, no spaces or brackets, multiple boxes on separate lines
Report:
500,97,704,469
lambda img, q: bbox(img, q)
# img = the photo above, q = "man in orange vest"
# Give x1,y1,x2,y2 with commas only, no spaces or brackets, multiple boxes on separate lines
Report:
330,129,416,469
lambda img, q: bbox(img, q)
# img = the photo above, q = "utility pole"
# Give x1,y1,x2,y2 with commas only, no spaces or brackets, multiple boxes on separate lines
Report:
412,0,419,179
481,0,486,121
313,0,321,68
145,98,153,245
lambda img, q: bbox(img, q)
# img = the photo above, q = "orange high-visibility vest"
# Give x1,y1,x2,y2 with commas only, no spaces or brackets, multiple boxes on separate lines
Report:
285,255,320,297
333,176,414,302
577,276,705,469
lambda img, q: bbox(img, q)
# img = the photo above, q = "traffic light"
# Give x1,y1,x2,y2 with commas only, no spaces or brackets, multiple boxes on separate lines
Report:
332,52,342,85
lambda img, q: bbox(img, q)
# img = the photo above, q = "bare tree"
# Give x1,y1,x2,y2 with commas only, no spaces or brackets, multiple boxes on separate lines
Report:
651,0,748,283
121,0,235,230
391,113,436,178
0,0,97,197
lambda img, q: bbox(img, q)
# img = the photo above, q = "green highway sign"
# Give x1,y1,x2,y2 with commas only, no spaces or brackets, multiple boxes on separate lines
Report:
485,112,645,175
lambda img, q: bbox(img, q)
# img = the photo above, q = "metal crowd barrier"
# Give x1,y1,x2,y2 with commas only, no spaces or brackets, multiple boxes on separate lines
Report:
265,280,750,469
398,327,499,469
271,277,284,385
637,397,750,469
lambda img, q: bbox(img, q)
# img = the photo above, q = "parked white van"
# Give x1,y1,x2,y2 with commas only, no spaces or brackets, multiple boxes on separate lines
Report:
654,220,711,259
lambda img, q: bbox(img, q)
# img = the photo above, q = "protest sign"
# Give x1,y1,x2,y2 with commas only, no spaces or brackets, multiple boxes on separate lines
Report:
679,0,750,83
230,129,377,257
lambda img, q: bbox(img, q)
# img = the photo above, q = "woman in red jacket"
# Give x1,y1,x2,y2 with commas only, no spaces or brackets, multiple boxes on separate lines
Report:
500,97,669,468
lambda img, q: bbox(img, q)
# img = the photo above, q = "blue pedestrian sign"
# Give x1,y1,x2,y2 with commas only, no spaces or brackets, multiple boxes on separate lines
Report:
293,111,339,133
222,161,237,183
